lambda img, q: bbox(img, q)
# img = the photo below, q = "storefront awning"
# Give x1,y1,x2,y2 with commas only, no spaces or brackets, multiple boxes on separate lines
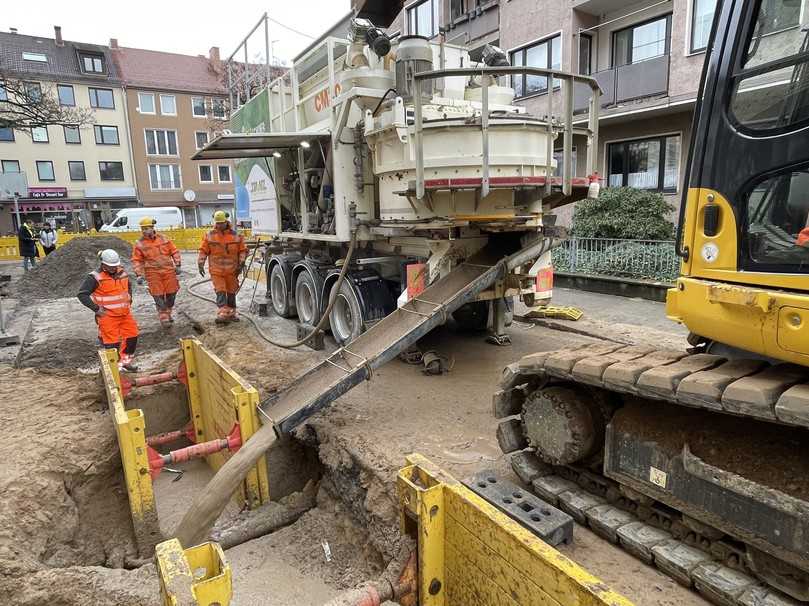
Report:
192,132,331,160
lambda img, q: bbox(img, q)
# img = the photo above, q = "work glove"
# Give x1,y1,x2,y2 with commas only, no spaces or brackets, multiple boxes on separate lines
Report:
198,264,206,277
175,266,182,275
136,276,144,286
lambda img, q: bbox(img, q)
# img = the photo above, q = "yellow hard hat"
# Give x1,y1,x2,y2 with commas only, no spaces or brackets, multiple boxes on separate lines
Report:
139,216,157,228
213,210,228,224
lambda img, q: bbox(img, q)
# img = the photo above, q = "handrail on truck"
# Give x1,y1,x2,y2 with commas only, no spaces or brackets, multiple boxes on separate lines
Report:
412,66,602,201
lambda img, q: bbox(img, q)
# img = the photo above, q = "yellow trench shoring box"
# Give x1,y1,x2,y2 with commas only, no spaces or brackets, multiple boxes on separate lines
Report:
100,339,270,556
155,539,232,606
398,454,634,606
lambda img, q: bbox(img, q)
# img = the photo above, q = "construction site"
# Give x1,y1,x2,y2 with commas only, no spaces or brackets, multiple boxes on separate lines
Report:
2,0,809,604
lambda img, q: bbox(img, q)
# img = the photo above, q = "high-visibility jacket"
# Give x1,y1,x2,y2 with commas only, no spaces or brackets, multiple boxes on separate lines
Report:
132,234,180,276
198,226,247,277
798,227,809,248
90,270,132,317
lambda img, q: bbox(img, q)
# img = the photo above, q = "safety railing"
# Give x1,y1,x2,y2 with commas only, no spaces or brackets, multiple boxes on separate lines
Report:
413,66,602,200
552,237,679,283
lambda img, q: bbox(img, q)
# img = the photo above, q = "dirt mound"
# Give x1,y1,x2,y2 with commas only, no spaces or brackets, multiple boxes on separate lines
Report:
16,236,134,300
0,367,142,604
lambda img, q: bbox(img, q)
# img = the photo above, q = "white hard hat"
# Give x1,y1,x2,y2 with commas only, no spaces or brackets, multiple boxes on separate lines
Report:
100,249,121,267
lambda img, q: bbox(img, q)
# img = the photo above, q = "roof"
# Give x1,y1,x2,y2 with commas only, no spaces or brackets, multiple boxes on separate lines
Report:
0,31,120,83
112,46,224,95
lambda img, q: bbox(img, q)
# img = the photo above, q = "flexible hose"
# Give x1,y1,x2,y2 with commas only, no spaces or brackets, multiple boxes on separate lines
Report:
186,232,358,350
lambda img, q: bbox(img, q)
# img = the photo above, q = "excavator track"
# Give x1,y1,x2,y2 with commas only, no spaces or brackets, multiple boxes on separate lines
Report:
493,344,809,605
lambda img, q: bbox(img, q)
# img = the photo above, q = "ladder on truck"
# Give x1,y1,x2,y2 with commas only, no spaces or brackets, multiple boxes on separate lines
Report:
258,236,555,434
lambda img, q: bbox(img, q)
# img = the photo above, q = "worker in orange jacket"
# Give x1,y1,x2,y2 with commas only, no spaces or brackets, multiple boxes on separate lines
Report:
132,217,181,327
77,249,139,372
198,211,247,323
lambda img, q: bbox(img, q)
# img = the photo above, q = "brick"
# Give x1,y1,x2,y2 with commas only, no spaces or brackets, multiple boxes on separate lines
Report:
616,521,672,564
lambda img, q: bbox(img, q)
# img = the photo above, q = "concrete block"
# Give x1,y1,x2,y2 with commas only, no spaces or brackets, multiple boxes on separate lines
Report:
616,521,672,564
531,475,578,507
692,562,758,606
651,539,712,587
585,504,635,543
556,489,606,525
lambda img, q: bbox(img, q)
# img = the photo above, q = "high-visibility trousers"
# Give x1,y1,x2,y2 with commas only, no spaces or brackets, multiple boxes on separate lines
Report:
97,311,139,347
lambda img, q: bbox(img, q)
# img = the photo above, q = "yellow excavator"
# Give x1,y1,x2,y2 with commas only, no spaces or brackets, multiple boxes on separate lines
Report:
496,0,809,603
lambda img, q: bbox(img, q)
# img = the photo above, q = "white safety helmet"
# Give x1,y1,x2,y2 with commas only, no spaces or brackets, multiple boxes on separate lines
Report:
99,249,121,267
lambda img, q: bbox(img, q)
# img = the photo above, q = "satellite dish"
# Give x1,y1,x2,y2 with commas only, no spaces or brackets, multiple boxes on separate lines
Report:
183,189,196,202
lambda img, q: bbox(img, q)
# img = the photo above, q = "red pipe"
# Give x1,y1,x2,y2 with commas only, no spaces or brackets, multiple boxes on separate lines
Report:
120,362,187,397
147,424,241,479
146,422,196,447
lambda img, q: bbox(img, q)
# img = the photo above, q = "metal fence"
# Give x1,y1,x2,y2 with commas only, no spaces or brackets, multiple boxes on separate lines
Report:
552,237,679,283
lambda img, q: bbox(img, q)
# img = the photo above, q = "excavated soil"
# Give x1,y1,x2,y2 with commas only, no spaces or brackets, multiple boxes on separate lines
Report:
15,236,134,300
614,398,809,501
0,367,158,606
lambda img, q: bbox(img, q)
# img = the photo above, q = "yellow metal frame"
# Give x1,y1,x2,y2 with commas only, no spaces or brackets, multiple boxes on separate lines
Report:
398,454,634,606
155,538,232,606
180,338,270,508
99,348,161,556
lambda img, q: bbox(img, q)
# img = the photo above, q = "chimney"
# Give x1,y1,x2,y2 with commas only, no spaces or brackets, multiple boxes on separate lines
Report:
109,38,119,50
209,46,220,64
54,25,63,47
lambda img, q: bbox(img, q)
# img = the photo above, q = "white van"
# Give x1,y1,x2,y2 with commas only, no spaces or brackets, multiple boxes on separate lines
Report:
100,207,185,232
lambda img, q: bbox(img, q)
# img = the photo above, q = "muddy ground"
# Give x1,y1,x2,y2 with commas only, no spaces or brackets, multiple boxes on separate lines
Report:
0,254,709,606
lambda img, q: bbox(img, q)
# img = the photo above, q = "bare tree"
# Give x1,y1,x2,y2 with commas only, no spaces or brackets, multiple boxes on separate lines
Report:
0,74,95,132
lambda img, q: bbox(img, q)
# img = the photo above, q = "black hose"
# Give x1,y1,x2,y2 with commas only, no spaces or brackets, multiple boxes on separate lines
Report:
187,232,358,350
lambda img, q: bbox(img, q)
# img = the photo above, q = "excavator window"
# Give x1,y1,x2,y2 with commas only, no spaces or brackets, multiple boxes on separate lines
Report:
729,0,809,132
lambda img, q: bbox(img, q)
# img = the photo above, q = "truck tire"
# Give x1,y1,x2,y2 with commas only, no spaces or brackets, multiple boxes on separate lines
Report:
329,280,364,345
270,264,295,318
294,270,320,326
452,301,490,332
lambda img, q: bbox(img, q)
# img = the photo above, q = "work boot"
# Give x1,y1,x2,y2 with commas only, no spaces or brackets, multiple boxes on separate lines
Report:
229,310,240,322
168,307,175,323
215,308,229,325
119,354,139,373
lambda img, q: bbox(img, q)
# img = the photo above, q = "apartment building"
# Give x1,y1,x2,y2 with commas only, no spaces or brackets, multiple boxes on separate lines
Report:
0,27,137,233
386,0,721,223
112,44,234,227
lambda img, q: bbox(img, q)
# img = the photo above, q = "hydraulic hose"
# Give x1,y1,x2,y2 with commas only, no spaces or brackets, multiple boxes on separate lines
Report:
186,232,358,350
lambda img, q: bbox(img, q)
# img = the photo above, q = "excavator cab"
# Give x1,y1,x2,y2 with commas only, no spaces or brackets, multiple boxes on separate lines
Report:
668,0,809,363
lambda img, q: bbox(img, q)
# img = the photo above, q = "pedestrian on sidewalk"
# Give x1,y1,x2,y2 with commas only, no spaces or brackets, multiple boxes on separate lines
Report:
132,217,181,327
77,248,139,372
39,223,57,255
18,219,39,271
198,210,247,324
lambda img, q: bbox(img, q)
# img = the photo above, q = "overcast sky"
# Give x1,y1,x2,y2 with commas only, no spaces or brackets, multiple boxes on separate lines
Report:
4,0,352,64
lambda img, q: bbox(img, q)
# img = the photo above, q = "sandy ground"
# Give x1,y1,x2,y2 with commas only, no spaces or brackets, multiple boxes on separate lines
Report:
0,253,707,606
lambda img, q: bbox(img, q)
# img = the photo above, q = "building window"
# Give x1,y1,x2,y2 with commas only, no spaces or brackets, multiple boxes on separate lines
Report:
22,52,48,63
510,35,562,98
192,97,206,117
217,165,232,183
690,0,717,52
68,160,86,181
1,160,21,173
407,0,438,38
99,161,124,181
138,92,156,114
613,15,671,67
57,84,75,106
31,126,49,143
198,165,213,183
145,129,178,155
89,87,114,109
36,160,55,181
579,34,593,75
0,128,14,142
608,135,681,192
149,164,181,190
195,131,209,150
94,125,119,145
160,94,177,116
24,82,42,102
79,52,105,74
211,98,226,119
63,125,81,144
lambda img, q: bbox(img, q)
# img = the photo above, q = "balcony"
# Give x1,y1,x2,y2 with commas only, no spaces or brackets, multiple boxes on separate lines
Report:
574,54,669,113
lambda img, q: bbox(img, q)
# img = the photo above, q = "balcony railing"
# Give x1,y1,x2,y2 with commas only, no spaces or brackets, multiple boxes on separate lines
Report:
575,54,670,113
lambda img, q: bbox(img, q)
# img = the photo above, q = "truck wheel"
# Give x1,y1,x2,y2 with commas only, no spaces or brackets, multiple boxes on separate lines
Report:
329,280,363,345
270,264,295,318
294,271,320,326
452,301,490,332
